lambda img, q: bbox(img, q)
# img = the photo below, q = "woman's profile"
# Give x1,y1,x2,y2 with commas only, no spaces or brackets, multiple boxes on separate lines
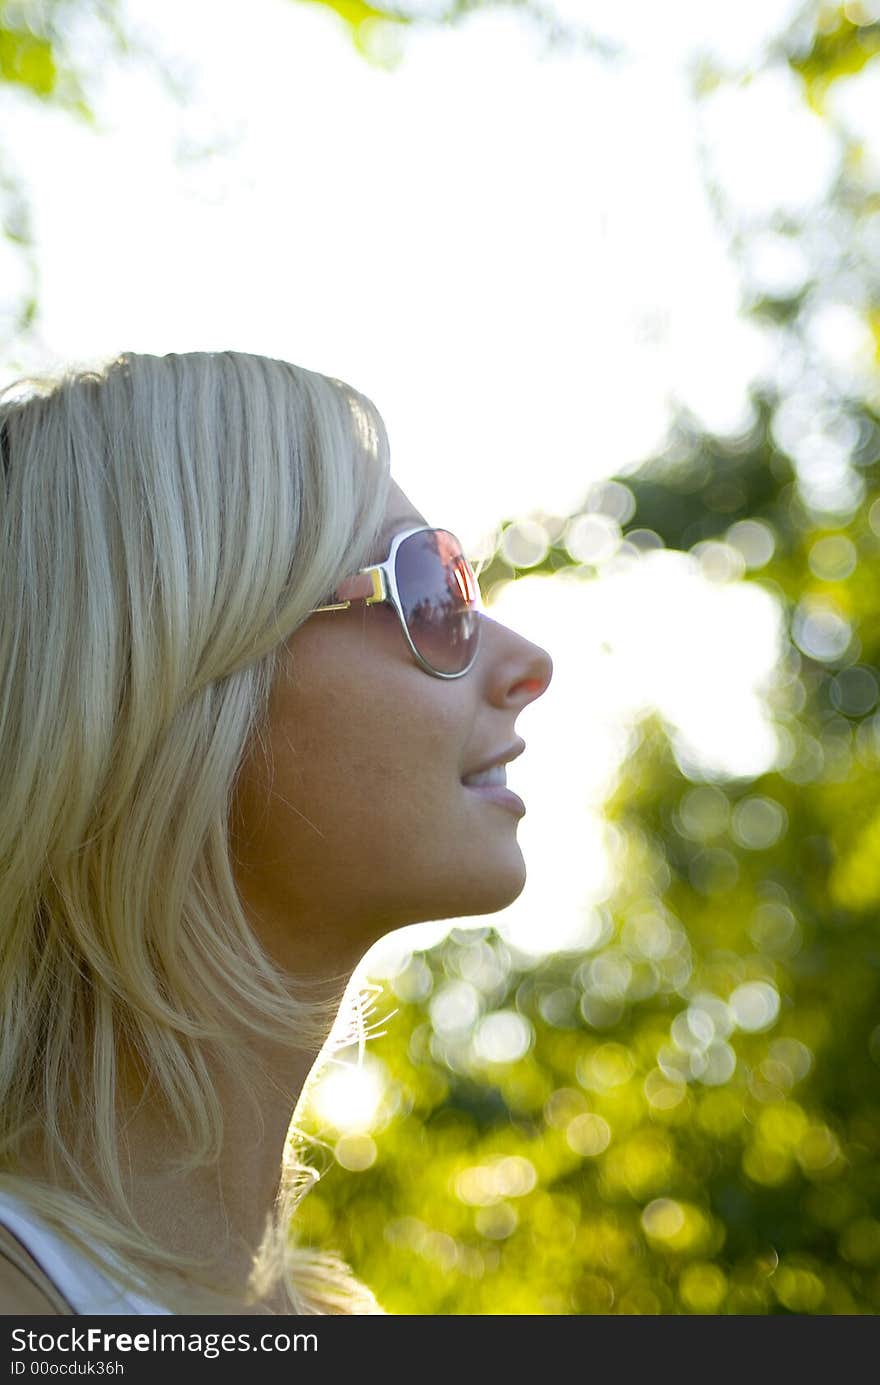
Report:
0,350,553,1315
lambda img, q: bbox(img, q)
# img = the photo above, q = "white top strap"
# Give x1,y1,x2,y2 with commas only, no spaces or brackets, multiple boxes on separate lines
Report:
0,1191,172,1315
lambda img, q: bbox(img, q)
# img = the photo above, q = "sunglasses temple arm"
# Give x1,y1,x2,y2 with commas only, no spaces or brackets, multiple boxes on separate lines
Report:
313,568,387,612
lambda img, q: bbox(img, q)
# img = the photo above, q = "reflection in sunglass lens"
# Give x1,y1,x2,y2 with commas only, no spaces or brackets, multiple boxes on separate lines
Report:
395,529,481,674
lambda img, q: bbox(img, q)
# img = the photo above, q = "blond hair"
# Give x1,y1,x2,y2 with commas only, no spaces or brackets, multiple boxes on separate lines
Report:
0,350,392,1313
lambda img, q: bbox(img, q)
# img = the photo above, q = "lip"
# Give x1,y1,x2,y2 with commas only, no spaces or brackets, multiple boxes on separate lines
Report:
462,783,526,816
462,738,526,779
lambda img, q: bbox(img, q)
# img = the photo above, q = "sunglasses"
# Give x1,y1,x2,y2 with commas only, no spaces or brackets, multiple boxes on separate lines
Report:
308,526,485,679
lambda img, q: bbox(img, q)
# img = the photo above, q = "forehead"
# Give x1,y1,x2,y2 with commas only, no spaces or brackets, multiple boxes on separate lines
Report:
373,484,428,558
376,514,424,551
368,519,421,568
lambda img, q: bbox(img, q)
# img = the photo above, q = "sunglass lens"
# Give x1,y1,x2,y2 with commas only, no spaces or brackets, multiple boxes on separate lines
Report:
395,529,481,674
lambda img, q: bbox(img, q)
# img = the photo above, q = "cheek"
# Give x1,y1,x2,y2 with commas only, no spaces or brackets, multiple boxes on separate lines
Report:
274,627,468,801
302,695,462,815
269,684,391,808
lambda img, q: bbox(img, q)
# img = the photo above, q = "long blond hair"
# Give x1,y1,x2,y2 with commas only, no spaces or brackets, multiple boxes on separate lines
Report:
0,349,392,1313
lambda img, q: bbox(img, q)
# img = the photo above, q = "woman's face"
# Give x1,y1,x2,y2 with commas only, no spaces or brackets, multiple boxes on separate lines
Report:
230,480,554,979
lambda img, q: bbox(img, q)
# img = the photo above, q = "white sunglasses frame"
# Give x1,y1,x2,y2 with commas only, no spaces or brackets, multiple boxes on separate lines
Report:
307,525,486,679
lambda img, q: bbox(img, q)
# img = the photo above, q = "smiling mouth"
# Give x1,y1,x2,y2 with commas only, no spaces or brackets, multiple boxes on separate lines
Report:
460,766,508,789
461,780,525,816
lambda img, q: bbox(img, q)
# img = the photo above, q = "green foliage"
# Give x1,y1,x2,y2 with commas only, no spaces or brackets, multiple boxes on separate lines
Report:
0,24,57,95
0,0,110,116
789,11,880,115
293,0,880,1314
296,698,880,1313
0,0,126,341
286,0,623,72
292,0,412,69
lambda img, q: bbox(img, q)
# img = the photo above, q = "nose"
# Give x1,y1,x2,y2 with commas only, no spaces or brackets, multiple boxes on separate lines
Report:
515,648,553,700
480,612,553,702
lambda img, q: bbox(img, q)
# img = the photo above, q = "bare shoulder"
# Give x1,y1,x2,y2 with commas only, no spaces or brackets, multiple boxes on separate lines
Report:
0,1253,63,1314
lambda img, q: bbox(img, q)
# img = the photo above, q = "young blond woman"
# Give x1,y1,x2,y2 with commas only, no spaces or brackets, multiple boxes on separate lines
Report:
0,351,553,1315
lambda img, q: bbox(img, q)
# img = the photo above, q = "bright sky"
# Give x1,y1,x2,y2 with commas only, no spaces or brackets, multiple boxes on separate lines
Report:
2,0,835,967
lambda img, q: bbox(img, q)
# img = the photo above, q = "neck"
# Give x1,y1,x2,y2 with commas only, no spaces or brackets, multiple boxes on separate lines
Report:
116,985,355,1307
20,973,360,1311
124,1050,315,1303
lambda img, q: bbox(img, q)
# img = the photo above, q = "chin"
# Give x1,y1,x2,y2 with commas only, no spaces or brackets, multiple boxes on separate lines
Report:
440,853,528,921
381,844,527,931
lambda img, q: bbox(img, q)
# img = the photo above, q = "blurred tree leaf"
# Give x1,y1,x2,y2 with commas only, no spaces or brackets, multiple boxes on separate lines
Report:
0,25,57,95
0,0,181,349
289,0,624,69
789,12,880,115
296,0,880,1315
